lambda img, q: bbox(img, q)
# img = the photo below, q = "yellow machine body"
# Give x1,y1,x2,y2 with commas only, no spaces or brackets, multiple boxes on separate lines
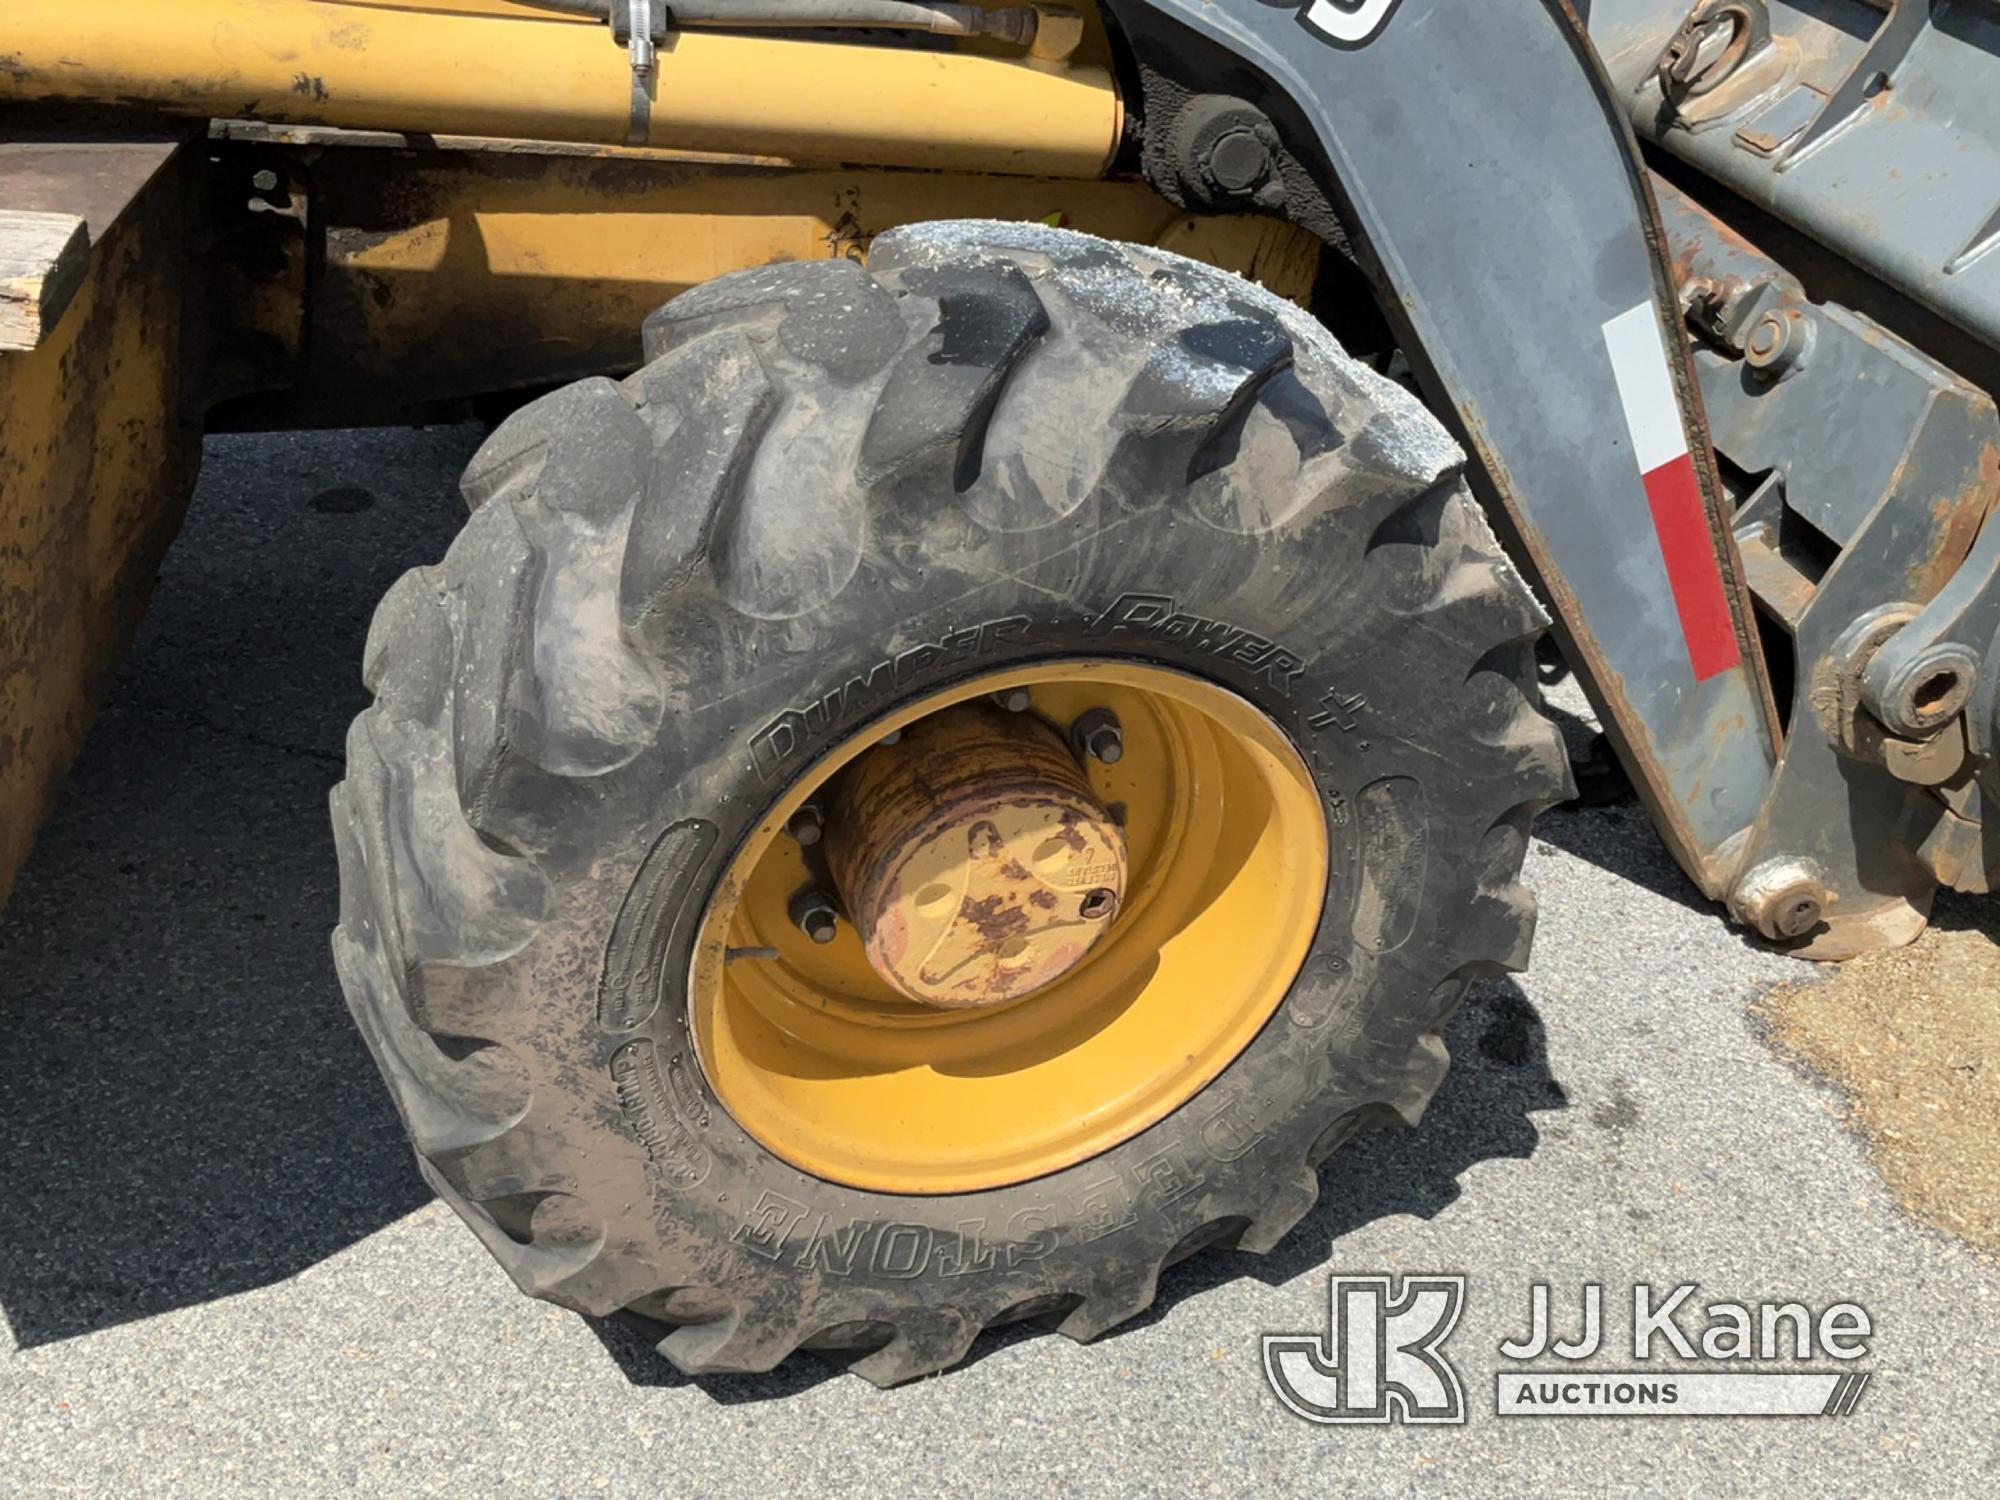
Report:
0,0,1323,902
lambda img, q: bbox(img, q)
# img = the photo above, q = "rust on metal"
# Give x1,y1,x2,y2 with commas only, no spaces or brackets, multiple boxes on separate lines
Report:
0,139,200,909
825,703,1127,1009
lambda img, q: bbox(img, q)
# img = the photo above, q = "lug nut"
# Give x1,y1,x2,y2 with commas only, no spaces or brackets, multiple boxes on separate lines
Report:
787,802,825,847
1080,888,1117,921
989,688,1033,713
1744,307,1811,379
1071,708,1124,766
790,888,841,945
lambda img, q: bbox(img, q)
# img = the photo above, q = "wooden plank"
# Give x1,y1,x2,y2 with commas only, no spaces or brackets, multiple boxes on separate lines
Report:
0,209,90,351
0,137,182,351
0,136,181,239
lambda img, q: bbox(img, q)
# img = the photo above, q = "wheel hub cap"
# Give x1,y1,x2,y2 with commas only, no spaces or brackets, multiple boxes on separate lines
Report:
826,703,1128,1009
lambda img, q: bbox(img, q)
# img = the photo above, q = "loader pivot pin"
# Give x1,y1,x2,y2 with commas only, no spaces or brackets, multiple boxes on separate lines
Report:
1729,857,1829,942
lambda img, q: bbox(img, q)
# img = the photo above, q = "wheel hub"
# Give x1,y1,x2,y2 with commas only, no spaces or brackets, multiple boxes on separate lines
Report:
686,663,1329,1194
825,703,1128,1009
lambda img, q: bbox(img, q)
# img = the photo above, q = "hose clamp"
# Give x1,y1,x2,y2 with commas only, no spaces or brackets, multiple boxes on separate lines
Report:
611,0,663,145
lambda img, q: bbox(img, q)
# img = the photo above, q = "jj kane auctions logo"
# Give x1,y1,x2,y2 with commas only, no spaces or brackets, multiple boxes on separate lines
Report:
1266,1276,1874,1422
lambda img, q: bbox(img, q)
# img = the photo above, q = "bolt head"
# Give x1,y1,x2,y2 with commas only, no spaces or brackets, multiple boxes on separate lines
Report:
990,688,1032,713
1080,888,1117,921
788,804,825,847
1070,707,1125,766
1744,308,1809,377
791,889,841,944
1206,127,1273,194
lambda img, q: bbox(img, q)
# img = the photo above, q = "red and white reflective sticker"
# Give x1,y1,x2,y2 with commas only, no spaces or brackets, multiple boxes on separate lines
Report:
1601,303,1741,683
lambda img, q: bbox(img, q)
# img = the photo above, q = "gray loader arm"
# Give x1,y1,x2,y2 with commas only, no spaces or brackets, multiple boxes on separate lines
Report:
1104,0,1782,891
1106,0,2000,956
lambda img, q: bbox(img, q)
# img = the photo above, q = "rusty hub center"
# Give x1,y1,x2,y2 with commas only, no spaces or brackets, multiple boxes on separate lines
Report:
825,702,1128,1009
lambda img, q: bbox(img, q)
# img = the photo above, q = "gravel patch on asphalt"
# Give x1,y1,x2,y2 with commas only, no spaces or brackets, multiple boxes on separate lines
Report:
1764,894,2000,1257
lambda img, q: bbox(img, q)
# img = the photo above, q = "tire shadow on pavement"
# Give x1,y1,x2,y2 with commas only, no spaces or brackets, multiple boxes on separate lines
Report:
0,426,480,1351
1100,974,1568,1339
1529,802,1715,917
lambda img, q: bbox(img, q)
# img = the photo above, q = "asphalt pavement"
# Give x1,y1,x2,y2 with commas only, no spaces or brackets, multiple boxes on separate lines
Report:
2,425,1996,1497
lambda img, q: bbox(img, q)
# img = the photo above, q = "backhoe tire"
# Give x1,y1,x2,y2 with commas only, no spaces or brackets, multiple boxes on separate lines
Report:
331,221,1570,1386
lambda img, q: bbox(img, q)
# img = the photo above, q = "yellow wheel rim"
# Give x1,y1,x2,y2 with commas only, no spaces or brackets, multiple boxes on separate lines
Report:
688,662,1329,1194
